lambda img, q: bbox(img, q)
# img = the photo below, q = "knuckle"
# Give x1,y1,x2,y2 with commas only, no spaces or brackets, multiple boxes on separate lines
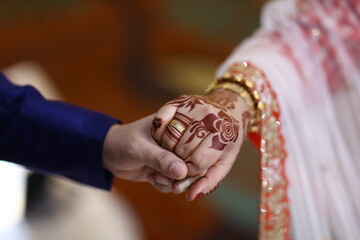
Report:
174,147,188,159
168,94,189,105
179,94,190,99
204,104,214,112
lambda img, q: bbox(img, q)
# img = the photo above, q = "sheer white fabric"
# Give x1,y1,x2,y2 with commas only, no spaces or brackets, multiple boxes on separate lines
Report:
217,0,360,239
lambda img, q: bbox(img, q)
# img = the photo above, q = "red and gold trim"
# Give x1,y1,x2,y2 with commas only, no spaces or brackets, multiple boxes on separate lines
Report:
213,62,291,240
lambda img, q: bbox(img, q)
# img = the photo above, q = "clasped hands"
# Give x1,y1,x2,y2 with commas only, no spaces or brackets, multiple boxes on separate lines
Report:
103,88,250,202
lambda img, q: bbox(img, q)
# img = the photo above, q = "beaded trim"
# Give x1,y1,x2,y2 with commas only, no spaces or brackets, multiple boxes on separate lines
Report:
227,62,290,240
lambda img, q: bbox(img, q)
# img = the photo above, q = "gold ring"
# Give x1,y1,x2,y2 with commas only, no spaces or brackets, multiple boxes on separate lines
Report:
169,120,186,135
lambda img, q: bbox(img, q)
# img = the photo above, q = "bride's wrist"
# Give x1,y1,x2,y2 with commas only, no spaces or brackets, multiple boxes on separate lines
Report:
205,88,250,113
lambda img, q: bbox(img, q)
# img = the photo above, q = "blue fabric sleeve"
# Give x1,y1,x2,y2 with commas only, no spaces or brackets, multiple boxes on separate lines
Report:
0,73,119,190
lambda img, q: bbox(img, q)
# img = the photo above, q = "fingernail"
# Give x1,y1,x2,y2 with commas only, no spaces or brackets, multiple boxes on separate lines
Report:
175,178,191,194
169,162,185,179
192,193,204,203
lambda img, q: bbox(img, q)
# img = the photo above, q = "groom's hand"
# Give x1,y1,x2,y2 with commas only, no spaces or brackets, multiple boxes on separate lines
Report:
102,115,188,192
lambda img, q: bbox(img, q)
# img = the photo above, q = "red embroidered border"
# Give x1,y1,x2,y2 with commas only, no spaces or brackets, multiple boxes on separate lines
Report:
227,62,290,240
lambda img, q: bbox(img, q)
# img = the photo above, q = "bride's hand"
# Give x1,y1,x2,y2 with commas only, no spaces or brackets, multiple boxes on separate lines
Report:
151,88,250,202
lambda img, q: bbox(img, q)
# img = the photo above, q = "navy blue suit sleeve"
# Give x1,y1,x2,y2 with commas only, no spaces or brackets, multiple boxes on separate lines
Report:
0,73,119,190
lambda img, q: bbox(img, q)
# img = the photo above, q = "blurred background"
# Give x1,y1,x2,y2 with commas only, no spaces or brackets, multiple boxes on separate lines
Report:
0,0,266,239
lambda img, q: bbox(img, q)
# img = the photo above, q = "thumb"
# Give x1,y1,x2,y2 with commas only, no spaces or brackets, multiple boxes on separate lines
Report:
144,143,188,179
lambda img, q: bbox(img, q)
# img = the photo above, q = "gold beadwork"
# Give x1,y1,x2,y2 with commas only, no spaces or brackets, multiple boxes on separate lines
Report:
209,62,290,240
245,79,254,88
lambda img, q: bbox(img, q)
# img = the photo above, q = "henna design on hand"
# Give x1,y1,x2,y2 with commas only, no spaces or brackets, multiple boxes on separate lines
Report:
166,95,204,112
164,92,241,147
185,120,210,144
174,112,193,127
164,112,193,142
152,117,163,133
205,91,238,110
212,111,240,150
166,94,237,113
196,95,227,111
185,110,239,151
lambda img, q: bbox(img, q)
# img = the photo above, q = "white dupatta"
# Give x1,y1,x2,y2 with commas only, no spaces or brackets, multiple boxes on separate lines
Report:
217,0,360,239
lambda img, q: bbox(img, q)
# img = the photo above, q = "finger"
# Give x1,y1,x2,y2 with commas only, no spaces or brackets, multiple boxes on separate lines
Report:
148,174,172,193
152,172,173,187
174,120,210,160
161,111,193,151
112,166,155,182
186,151,238,203
174,107,222,162
141,142,188,179
185,134,226,176
171,175,201,194
152,105,177,144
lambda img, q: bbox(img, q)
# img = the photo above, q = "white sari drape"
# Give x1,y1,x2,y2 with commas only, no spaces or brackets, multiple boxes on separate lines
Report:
217,0,360,239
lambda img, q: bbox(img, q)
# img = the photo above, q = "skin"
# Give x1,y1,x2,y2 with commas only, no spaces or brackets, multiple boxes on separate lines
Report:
151,88,250,202
102,115,188,192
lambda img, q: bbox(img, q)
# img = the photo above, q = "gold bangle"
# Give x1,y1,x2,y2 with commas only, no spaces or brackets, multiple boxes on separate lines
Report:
206,69,264,132
208,82,256,119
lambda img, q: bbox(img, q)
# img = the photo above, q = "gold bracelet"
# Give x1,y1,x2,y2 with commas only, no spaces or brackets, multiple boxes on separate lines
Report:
206,70,264,132
207,82,257,120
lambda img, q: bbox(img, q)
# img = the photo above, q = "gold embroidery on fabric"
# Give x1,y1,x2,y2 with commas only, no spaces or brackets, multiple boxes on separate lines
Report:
226,62,290,240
